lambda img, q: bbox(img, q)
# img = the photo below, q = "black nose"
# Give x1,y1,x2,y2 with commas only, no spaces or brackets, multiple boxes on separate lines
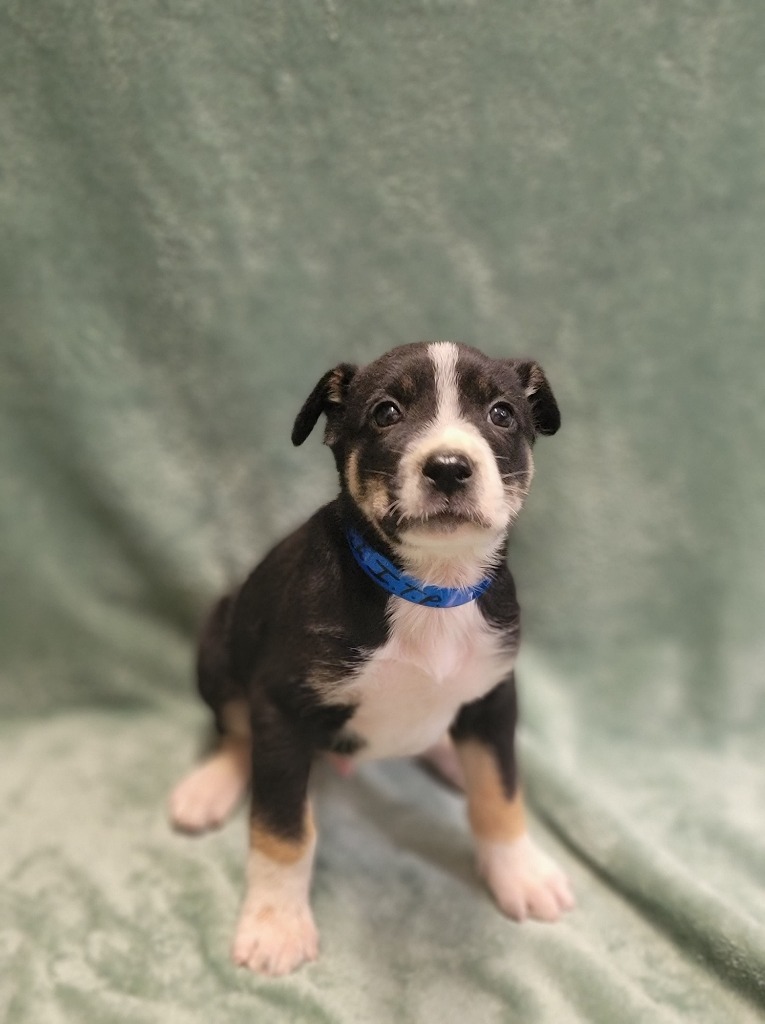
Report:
422,452,474,496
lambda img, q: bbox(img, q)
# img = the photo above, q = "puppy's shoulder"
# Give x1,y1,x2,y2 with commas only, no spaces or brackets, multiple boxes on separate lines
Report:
229,501,388,673
232,502,343,616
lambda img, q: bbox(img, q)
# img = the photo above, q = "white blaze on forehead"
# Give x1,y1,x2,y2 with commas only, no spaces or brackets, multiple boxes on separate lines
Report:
395,340,523,564
428,341,461,424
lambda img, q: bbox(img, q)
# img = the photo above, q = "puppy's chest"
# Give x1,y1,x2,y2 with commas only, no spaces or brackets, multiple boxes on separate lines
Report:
341,600,516,761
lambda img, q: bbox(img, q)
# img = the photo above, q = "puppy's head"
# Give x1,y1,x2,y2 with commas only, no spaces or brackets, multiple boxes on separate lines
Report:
293,341,559,559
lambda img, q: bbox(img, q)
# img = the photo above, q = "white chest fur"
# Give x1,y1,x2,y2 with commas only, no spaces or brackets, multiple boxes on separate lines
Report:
344,598,516,761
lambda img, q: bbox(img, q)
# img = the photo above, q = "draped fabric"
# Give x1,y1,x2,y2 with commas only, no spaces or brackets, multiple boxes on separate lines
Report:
2,3,764,1020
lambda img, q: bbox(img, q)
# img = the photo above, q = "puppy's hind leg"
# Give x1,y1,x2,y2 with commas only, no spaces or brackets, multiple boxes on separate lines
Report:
168,700,251,834
169,594,251,834
419,734,466,791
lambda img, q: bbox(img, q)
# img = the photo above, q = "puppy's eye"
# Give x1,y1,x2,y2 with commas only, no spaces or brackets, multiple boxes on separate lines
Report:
372,401,403,428
488,402,515,428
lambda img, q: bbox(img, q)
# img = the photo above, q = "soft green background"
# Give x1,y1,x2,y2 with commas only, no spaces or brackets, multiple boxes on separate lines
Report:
2,2,765,1021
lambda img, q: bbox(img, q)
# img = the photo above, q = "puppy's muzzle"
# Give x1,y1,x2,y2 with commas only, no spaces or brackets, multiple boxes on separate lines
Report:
422,451,474,497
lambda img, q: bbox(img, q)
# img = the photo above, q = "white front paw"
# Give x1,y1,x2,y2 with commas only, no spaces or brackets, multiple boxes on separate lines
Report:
232,898,319,976
477,834,575,923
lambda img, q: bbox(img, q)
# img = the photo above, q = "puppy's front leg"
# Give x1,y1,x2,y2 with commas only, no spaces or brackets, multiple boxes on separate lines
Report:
451,676,574,922
232,703,318,976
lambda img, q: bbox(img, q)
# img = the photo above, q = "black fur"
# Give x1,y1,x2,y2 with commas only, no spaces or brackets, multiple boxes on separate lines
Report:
512,359,561,436
196,502,390,839
193,341,558,843
450,673,520,798
291,363,357,449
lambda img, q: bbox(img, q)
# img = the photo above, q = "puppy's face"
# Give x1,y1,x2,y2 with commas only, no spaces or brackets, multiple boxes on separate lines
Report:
293,341,560,554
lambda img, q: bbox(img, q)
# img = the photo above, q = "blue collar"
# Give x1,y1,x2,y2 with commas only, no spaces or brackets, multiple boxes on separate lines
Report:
346,526,494,608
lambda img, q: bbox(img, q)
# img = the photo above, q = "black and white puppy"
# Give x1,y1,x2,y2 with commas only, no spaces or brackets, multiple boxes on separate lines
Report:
169,340,574,976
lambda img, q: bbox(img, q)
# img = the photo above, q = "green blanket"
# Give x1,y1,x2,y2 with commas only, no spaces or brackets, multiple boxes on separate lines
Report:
3,2,765,1020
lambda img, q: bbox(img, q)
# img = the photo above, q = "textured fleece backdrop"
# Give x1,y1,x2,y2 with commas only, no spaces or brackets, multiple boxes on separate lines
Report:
2,2,765,1022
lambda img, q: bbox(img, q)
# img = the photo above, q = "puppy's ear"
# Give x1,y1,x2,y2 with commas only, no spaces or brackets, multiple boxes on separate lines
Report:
513,360,561,436
291,363,358,446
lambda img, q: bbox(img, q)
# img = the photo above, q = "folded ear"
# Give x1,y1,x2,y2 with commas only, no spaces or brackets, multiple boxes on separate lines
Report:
513,360,561,436
291,363,358,446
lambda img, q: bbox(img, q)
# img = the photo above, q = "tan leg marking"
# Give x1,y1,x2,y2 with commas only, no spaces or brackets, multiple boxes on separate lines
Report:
250,804,316,866
221,698,251,741
455,740,574,922
234,802,319,976
457,740,526,843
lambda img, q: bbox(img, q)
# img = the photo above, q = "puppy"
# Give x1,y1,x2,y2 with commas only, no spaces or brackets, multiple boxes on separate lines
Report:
169,340,574,976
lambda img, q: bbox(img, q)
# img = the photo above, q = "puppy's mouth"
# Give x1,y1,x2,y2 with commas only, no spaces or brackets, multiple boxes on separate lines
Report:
381,500,494,539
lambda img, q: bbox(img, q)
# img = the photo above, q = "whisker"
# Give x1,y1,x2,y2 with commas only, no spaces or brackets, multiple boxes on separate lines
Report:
380,498,403,523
